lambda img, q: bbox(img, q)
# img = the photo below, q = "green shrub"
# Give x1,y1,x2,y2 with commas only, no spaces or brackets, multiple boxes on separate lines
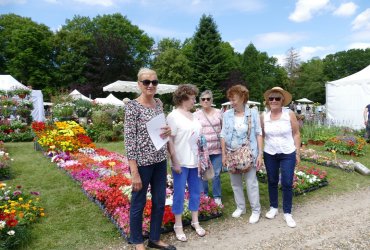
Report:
74,99,92,117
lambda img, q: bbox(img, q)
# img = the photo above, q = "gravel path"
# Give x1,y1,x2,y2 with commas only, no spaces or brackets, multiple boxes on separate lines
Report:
110,187,370,250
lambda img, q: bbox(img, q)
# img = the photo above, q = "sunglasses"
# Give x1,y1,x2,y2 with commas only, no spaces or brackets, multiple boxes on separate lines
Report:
269,97,282,101
201,98,211,102
140,79,159,86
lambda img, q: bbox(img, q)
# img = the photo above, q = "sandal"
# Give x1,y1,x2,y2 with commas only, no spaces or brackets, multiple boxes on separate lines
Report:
173,225,187,242
191,222,206,237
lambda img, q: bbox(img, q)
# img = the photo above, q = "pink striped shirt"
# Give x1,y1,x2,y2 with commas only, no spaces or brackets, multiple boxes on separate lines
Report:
194,109,222,155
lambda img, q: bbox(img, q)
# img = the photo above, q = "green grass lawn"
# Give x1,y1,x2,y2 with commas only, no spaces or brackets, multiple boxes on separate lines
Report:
3,141,370,249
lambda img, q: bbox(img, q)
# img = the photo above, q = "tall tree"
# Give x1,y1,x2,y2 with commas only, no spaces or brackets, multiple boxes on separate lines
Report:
284,47,300,90
53,13,154,98
0,14,54,90
323,48,370,81
190,14,230,104
295,58,326,103
241,43,288,103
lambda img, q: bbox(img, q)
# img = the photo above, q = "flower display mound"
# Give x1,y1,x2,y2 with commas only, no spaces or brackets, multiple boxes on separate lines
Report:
34,121,223,239
293,166,328,195
32,121,95,153
324,135,366,156
0,183,45,249
0,141,12,180
51,148,222,238
257,165,328,196
300,148,355,172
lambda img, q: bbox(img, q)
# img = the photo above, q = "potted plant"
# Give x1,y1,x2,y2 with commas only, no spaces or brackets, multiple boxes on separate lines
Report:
11,88,31,99
74,99,92,124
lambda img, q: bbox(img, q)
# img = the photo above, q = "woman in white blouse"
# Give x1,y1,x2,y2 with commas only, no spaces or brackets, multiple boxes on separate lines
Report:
167,84,206,242
261,87,301,228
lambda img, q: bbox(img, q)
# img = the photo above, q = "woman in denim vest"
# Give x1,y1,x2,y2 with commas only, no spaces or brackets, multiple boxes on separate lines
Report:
220,85,263,223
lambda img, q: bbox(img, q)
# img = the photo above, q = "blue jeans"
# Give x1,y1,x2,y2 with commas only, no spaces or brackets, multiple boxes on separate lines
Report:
129,160,167,244
172,167,201,214
263,152,296,214
200,154,222,198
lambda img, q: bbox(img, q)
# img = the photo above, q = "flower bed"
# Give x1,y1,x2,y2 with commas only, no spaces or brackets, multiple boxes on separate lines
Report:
0,183,45,249
257,165,328,196
300,148,355,172
32,122,223,239
0,141,12,180
324,135,366,156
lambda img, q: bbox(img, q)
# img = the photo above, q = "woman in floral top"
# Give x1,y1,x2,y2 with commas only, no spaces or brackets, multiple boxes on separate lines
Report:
124,68,175,250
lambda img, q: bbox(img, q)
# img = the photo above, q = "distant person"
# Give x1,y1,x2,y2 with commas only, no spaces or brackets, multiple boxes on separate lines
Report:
306,104,310,113
364,104,370,139
289,101,295,112
261,87,301,228
194,90,223,205
296,103,302,114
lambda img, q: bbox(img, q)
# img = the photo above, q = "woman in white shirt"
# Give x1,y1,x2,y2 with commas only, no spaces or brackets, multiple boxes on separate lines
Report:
261,87,301,228
167,84,206,242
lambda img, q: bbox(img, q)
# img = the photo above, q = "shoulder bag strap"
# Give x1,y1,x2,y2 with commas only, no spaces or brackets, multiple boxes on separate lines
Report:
202,109,220,135
246,109,252,143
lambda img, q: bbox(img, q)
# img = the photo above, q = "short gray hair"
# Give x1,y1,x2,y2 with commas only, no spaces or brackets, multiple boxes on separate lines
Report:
137,68,157,81
200,90,213,100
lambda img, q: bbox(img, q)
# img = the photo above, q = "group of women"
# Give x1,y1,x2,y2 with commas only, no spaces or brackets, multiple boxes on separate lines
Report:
124,68,301,250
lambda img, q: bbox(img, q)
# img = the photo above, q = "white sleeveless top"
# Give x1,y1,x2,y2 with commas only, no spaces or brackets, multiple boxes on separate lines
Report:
263,109,296,155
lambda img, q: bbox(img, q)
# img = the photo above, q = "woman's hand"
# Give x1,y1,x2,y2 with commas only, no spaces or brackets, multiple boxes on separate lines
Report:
172,164,181,174
131,172,142,192
160,125,171,139
256,154,263,171
296,154,301,166
222,153,227,167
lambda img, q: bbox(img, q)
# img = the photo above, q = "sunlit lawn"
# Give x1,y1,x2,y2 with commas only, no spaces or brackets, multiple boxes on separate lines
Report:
3,141,370,249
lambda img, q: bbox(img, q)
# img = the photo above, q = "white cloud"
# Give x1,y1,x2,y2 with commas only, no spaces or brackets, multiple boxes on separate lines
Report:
299,46,333,61
347,42,370,50
0,0,26,5
272,54,286,66
254,32,306,49
333,2,358,17
352,8,370,30
289,0,330,22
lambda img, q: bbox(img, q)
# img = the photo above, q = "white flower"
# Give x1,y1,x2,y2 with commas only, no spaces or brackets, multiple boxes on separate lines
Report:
0,221,5,230
7,230,15,236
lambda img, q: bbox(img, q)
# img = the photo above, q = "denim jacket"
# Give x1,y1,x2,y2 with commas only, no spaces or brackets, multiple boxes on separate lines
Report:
220,105,262,161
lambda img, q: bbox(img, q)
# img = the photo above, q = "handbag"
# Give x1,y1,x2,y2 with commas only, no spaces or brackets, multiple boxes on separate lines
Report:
225,110,254,174
198,135,215,180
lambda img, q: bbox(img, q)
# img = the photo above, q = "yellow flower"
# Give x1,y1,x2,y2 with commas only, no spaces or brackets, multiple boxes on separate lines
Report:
331,150,336,154
19,197,23,201
40,213,45,217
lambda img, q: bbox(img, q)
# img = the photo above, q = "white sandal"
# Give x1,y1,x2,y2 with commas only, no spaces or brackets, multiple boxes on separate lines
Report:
191,221,206,237
173,225,187,242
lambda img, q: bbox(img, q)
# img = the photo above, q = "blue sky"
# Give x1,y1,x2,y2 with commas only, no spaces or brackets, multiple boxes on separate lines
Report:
1,0,370,64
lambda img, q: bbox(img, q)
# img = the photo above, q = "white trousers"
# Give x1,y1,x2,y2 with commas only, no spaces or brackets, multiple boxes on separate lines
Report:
229,167,261,213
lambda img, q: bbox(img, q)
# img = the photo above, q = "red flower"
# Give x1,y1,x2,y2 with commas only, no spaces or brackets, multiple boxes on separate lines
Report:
6,218,18,227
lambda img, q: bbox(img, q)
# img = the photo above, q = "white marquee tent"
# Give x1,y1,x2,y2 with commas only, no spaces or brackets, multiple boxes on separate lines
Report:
103,80,178,95
69,89,92,101
94,93,124,106
326,65,370,129
0,75,30,91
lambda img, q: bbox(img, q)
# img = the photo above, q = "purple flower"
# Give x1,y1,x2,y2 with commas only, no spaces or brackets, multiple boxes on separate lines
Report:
30,191,40,196
13,190,22,196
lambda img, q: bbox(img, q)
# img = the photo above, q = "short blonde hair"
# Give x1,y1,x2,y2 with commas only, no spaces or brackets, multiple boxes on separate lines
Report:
137,68,157,81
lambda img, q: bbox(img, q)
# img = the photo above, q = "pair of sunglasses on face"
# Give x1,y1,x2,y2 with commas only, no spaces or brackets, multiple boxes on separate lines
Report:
268,97,282,101
140,79,159,86
201,98,211,102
